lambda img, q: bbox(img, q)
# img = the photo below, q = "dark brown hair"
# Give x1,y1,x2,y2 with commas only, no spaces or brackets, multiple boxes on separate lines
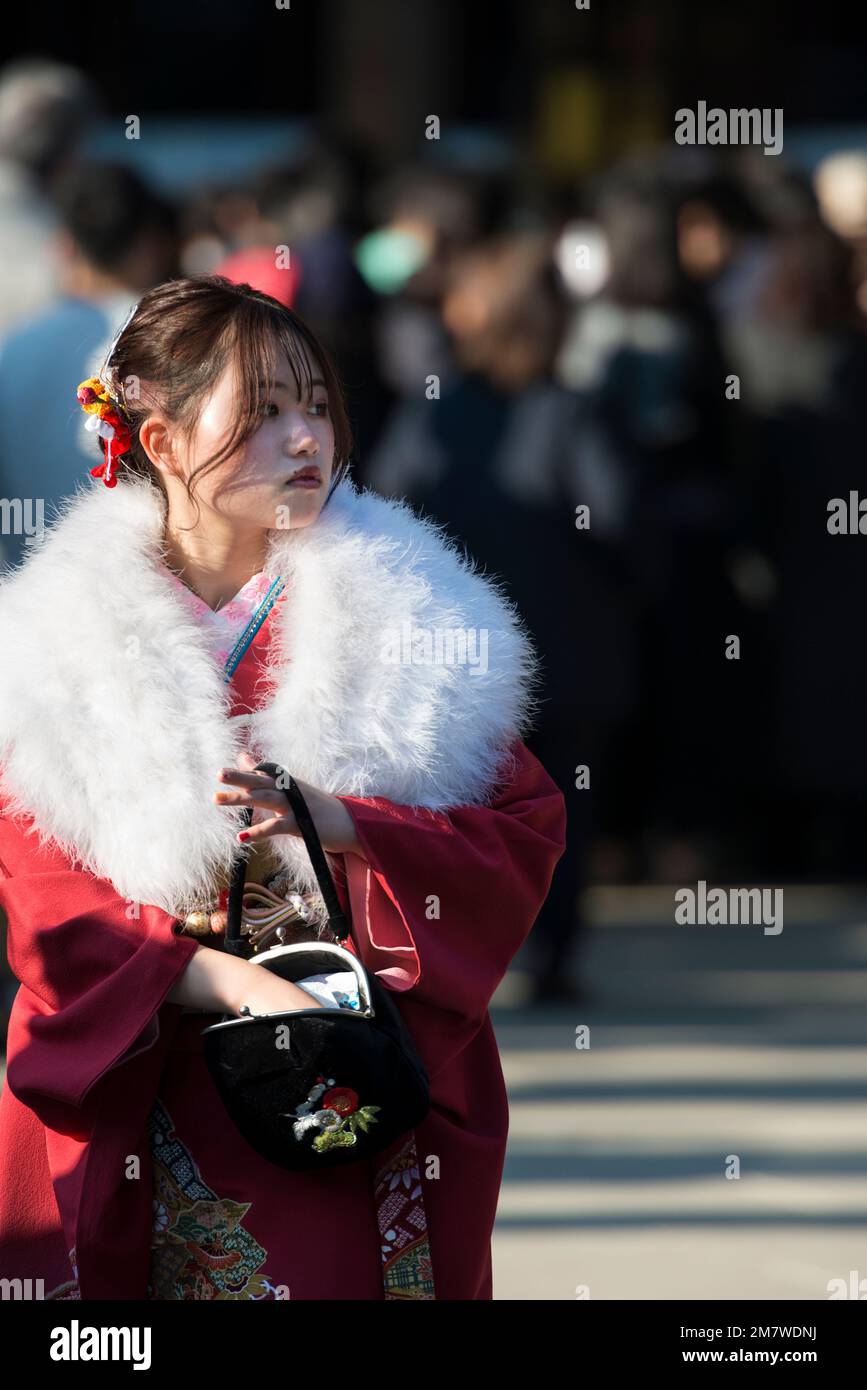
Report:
101,275,353,511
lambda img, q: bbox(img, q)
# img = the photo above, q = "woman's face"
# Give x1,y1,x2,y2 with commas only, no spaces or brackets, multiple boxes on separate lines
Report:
159,342,335,532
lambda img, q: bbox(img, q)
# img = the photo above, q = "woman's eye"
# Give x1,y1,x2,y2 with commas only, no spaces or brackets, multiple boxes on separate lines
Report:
259,401,327,418
257,403,327,417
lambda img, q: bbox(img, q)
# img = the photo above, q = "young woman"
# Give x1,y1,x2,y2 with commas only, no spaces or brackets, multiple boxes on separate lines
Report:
0,275,566,1301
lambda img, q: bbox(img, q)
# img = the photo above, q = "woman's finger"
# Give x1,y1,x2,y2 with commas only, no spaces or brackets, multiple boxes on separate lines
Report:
237,813,298,843
214,787,288,812
218,768,276,789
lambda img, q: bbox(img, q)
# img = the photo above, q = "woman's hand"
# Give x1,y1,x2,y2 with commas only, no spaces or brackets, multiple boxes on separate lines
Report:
214,750,365,858
168,943,325,1015
234,966,326,1017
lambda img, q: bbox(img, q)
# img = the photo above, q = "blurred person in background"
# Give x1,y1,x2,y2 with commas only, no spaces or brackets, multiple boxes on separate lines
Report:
675,170,772,340
730,209,867,876
254,145,388,468
0,58,100,334
557,172,753,881
367,232,623,1002
814,150,867,316
726,206,865,415
0,160,179,572
358,166,493,404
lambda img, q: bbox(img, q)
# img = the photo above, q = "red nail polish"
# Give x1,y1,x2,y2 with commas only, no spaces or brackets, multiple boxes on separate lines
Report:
238,831,250,842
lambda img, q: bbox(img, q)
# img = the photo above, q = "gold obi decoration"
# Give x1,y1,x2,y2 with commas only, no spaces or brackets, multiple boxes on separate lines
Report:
177,837,324,953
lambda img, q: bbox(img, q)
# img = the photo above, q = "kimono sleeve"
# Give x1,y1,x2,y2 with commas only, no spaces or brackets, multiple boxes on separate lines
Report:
336,738,566,1038
0,802,199,1121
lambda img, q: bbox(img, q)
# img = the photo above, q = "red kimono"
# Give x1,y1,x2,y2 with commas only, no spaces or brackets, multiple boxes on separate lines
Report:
0,596,566,1300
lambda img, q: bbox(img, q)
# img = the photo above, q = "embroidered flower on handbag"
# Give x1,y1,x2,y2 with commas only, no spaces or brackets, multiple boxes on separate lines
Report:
284,1074,380,1153
321,1086,359,1115
314,1128,360,1152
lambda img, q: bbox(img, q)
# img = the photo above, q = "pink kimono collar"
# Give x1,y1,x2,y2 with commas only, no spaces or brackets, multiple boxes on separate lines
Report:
158,563,286,667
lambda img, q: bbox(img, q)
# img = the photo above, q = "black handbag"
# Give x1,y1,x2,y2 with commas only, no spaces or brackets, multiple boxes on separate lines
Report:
201,762,431,1171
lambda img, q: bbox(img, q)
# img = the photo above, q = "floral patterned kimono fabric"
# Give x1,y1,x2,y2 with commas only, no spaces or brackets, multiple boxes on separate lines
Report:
0,566,567,1301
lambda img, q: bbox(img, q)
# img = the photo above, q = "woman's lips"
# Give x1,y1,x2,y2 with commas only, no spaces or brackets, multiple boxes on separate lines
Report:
285,476,321,488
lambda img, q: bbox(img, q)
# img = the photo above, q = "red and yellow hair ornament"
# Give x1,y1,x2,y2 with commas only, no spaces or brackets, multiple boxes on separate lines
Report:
76,376,133,488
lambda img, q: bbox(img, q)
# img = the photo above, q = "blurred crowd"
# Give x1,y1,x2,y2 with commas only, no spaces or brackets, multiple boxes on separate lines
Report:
2,58,867,1002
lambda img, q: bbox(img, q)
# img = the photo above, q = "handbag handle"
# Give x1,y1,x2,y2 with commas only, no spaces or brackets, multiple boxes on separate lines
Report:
225,762,352,954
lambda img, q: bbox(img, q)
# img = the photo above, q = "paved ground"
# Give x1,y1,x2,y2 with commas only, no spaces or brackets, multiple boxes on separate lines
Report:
491,887,867,1300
